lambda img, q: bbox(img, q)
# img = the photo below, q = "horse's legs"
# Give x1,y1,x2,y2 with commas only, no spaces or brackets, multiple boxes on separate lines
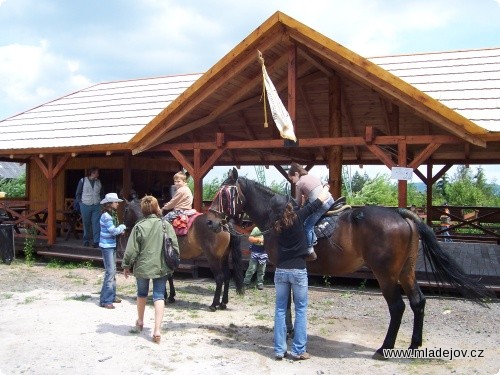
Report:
220,280,230,310
399,274,426,349
209,273,224,312
164,275,176,303
216,256,232,310
373,279,406,360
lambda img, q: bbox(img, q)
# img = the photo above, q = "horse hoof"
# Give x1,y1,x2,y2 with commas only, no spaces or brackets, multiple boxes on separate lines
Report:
219,303,227,310
209,306,217,312
372,350,387,361
167,297,176,303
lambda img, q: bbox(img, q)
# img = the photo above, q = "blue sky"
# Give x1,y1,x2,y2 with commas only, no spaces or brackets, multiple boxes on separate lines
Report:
1,0,500,182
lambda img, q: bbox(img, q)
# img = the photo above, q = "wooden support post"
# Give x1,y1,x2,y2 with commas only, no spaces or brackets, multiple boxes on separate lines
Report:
288,44,297,136
397,141,407,208
193,149,203,212
328,73,342,198
426,163,433,226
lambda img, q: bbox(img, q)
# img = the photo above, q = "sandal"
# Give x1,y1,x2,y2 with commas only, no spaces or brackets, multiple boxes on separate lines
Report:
152,335,161,344
135,320,143,332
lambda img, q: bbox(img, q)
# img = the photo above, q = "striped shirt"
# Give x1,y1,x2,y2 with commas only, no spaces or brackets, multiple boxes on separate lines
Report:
99,212,126,248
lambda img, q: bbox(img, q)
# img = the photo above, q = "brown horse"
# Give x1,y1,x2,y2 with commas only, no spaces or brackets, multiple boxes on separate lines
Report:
207,168,492,359
119,195,244,311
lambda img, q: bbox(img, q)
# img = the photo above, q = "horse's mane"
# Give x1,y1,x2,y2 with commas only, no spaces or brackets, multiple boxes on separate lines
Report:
239,176,281,199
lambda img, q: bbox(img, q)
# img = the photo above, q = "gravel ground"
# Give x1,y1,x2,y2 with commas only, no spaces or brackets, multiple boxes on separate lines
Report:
0,260,498,375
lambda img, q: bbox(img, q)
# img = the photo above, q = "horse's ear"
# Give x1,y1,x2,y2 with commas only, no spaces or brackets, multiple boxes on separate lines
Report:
231,167,238,181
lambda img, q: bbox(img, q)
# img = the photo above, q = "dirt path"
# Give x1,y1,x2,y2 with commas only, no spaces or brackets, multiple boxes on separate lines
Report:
0,262,498,375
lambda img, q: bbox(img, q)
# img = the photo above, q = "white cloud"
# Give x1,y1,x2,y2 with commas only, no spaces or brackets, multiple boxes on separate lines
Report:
0,41,92,117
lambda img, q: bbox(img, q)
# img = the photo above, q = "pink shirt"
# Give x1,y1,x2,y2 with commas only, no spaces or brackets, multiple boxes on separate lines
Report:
295,174,322,204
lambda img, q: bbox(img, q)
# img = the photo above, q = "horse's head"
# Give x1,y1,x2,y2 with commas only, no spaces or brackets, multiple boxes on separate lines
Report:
206,167,279,233
123,196,143,231
206,168,244,232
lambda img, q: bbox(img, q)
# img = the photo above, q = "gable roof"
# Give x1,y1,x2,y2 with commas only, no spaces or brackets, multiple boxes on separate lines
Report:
130,11,492,156
0,73,201,153
0,11,498,168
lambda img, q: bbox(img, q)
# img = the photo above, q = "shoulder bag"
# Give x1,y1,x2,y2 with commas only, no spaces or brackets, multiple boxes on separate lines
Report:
161,218,180,269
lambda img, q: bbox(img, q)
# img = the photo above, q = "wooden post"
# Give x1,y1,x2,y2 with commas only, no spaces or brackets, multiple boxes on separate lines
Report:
328,73,342,198
426,163,433,226
397,141,407,208
288,44,297,136
193,149,203,212
46,155,57,244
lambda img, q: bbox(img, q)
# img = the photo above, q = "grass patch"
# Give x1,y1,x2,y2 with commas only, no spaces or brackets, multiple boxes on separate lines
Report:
23,296,41,304
65,294,92,301
0,293,14,299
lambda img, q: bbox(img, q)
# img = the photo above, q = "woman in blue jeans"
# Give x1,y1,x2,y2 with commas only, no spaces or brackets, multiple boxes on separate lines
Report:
122,196,179,344
270,185,332,361
98,193,126,309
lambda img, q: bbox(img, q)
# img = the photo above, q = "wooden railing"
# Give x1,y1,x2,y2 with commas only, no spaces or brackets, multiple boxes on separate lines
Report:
0,200,48,240
425,206,500,244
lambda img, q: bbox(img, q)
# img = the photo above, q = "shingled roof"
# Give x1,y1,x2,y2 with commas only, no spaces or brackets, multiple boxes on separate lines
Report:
0,74,202,153
371,47,500,132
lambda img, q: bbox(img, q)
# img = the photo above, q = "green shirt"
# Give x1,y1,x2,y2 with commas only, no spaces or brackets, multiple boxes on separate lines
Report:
122,214,179,278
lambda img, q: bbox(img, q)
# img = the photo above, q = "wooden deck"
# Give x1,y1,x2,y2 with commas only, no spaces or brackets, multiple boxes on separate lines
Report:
21,236,500,292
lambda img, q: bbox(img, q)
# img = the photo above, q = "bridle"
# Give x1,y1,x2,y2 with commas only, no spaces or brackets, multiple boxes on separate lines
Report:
208,179,274,236
208,183,244,235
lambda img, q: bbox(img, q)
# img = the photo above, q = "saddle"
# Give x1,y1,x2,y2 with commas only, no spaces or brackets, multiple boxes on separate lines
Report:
171,211,202,236
314,196,351,240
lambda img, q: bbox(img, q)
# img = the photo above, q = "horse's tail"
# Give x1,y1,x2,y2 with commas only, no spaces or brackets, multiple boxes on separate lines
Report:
397,208,493,306
229,231,244,295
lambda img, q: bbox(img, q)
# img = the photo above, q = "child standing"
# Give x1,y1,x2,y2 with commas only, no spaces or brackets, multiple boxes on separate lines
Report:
243,226,268,290
98,193,126,309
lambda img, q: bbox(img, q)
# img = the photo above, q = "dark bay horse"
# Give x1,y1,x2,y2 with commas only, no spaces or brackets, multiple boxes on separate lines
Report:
207,168,492,359
119,196,244,311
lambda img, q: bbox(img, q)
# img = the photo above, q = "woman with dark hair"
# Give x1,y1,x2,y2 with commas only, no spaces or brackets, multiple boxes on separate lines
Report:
122,195,179,344
287,162,334,260
270,185,332,361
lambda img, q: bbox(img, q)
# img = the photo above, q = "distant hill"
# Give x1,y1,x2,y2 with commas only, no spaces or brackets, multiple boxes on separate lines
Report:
410,182,500,195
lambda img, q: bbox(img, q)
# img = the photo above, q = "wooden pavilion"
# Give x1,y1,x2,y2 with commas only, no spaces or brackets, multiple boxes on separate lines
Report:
0,11,499,246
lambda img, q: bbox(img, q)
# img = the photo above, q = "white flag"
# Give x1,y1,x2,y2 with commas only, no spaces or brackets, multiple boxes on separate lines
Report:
259,52,297,142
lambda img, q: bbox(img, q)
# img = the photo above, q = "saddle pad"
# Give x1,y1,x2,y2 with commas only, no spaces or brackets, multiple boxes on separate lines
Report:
175,212,202,236
314,216,340,239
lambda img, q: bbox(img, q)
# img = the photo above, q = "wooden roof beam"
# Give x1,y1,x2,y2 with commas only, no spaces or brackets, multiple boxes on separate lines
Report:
340,85,361,160
134,36,287,152
288,31,487,147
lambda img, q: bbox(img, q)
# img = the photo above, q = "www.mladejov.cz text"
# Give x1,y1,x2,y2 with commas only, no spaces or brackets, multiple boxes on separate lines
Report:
383,348,485,360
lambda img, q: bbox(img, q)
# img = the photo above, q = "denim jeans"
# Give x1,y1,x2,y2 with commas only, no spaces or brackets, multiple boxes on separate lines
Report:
441,226,453,242
304,195,335,247
136,276,168,302
99,247,116,305
81,203,101,245
274,268,308,357
244,258,267,285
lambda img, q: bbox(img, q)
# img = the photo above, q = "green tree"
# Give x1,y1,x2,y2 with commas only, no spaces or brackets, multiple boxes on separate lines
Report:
0,173,26,198
351,171,370,194
349,174,398,206
445,166,497,206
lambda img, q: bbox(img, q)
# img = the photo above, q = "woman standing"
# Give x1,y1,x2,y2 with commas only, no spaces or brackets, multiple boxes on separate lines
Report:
122,195,179,344
98,193,126,309
287,162,334,260
270,185,332,361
